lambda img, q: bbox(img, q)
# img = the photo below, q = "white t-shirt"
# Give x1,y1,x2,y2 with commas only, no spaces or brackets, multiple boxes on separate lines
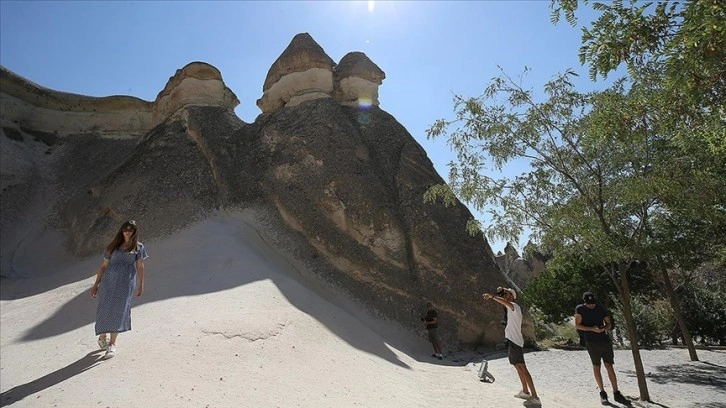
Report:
504,302,524,347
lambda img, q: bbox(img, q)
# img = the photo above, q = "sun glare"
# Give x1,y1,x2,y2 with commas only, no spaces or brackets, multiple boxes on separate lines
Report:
358,97,373,108
368,0,375,12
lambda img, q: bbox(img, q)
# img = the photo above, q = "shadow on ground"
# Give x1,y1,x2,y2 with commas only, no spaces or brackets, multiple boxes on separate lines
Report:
620,353,726,407
623,359,726,391
0,351,104,407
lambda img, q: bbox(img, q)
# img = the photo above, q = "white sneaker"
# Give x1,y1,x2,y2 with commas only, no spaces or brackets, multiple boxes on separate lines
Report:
514,391,532,399
103,345,116,359
524,397,542,406
97,337,109,350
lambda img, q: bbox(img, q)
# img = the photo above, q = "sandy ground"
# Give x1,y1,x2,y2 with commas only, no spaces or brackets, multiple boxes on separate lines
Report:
1,212,725,408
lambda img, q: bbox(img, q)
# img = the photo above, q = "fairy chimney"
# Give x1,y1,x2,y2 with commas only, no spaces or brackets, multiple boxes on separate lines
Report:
333,52,385,107
152,62,239,126
256,33,336,114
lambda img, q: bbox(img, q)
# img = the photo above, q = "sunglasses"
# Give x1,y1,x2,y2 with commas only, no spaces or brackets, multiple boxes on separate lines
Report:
123,227,136,232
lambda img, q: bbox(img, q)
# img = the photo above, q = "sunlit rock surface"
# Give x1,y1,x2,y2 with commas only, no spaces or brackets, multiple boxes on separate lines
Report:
0,33,533,347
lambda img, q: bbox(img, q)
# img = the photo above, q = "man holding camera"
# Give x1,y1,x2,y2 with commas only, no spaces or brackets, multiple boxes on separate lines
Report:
422,302,443,360
483,287,541,406
575,292,628,405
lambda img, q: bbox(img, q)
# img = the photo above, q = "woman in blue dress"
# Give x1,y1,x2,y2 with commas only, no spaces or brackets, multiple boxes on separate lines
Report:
90,220,148,359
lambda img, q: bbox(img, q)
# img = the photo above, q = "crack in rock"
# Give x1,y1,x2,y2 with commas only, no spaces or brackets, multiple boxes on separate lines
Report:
201,323,288,342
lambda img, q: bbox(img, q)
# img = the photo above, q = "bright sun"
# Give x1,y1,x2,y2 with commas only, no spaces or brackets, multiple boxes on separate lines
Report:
368,0,375,12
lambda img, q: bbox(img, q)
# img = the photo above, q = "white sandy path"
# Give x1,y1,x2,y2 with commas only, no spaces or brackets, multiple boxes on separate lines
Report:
1,212,725,408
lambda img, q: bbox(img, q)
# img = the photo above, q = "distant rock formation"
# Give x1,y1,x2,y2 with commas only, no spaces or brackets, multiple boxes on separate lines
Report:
0,33,533,347
257,33,385,114
0,61,238,136
152,62,239,127
0,66,153,137
494,242,546,289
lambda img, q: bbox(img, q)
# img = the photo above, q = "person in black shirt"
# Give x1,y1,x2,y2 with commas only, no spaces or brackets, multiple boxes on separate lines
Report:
575,292,629,405
423,302,443,360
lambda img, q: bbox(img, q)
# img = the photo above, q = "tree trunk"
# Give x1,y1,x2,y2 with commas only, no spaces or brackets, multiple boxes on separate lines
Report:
657,260,699,361
619,277,650,401
614,264,651,402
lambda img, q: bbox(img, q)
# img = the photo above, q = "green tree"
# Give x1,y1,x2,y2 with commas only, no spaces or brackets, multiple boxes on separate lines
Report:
550,0,726,123
425,70,639,400
680,280,726,345
551,0,726,371
610,295,675,347
424,62,726,400
523,259,594,325
524,255,656,326
426,2,725,401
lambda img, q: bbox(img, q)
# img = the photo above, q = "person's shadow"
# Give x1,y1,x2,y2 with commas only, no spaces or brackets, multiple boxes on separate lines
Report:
0,351,104,407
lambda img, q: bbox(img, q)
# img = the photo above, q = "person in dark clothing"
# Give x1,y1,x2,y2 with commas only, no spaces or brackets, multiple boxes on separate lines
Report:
575,292,629,405
423,302,443,360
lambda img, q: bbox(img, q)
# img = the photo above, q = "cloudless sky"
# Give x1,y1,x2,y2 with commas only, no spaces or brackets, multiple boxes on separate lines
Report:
1,1,606,254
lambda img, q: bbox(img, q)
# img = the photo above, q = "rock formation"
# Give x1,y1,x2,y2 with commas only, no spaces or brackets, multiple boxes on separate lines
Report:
333,52,385,107
257,33,336,114
153,62,239,126
494,243,547,289
0,66,153,137
0,61,238,137
257,34,386,115
0,33,534,347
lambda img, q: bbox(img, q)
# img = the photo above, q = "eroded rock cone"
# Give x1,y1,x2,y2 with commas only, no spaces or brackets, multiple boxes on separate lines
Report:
257,33,336,114
333,51,385,107
153,61,239,126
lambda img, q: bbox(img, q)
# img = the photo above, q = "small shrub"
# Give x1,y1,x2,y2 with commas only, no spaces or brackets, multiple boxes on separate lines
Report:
611,295,674,347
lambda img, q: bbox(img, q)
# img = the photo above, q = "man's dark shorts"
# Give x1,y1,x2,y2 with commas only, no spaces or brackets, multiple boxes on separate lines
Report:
427,328,440,343
508,341,525,365
586,340,615,365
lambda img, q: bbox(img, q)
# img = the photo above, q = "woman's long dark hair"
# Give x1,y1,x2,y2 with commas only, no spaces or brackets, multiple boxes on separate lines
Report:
105,220,139,254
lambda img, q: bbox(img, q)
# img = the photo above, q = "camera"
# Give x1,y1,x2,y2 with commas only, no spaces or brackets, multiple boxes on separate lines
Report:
496,288,507,297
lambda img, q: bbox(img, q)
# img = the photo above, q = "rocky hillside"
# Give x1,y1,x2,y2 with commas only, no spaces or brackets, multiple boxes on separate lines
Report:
0,33,533,347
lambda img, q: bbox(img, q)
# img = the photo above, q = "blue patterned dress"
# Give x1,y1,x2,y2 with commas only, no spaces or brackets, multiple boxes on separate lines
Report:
95,243,148,335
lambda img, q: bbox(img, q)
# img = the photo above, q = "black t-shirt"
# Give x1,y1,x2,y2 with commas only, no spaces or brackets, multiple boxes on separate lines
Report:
576,303,610,343
425,309,438,330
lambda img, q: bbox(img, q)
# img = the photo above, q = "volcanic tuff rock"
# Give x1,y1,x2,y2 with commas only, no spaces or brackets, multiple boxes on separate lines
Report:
494,243,547,290
0,61,238,137
333,52,386,107
257,33,386,114
257,33,337,114
0,66,153,136
0,33,533,347
152,62,239,127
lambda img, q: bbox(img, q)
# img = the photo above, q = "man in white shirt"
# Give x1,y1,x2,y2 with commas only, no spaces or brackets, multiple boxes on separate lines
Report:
483,287,540,406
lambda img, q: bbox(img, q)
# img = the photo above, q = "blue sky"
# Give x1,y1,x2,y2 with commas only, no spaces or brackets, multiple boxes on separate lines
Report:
1,1,604,253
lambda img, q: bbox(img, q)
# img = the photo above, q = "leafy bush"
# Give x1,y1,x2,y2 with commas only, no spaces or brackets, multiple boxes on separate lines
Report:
528,307,580,348
529,308,555,341
523,258,609,325
680,282,726,346
611,295,674,347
